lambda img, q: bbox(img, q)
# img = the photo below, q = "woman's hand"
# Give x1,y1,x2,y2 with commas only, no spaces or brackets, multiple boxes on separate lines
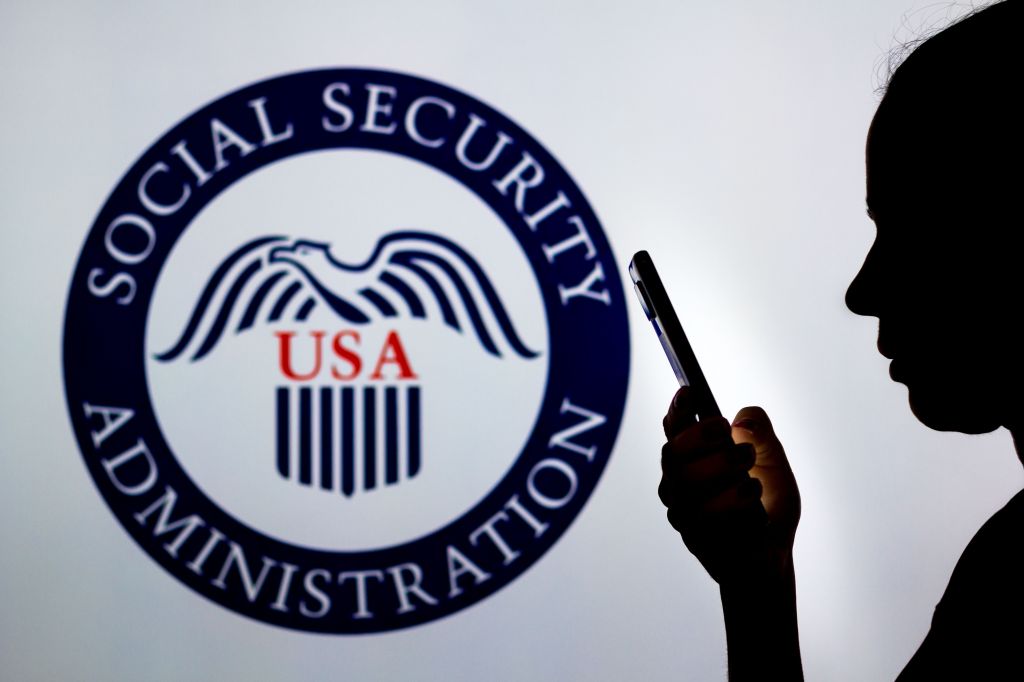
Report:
659,386,800,583
660,386,804,680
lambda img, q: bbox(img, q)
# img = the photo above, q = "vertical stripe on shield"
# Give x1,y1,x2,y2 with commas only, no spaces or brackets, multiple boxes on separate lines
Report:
363,386,376,492
298,387,312,485
274,385,422,495
340,386,354,497
276,387,289,478
319,387,333,491
408,386,421,477
385,387,398,485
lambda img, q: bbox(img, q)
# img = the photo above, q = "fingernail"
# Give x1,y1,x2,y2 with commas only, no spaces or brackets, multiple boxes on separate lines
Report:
732,417,759,435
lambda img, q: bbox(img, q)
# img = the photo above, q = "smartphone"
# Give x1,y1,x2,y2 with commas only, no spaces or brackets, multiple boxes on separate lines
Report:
629,250,722,419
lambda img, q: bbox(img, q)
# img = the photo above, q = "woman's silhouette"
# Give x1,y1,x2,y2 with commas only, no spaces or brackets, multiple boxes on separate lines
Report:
659,1,1023,678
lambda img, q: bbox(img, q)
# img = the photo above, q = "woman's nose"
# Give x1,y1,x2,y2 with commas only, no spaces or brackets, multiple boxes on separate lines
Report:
846,242,880,317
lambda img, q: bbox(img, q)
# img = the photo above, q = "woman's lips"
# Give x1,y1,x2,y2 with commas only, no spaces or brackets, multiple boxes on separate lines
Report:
877,337,894,360
878,335,904,381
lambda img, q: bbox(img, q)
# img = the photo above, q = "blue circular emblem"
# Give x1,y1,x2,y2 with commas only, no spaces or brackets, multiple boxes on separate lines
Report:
63,69,629,633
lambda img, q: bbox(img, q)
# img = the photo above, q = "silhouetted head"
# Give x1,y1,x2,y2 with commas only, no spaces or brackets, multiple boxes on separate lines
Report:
846,0,1023,434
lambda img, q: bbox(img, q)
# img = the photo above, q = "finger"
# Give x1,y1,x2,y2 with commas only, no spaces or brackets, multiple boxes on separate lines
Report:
682,442,755,482
662,416,733,464
663,386,698,439
665,478,765,535
730,406,775,445
658,452,757,510
702,476,763,515
731,406,791,469
658,443,755,508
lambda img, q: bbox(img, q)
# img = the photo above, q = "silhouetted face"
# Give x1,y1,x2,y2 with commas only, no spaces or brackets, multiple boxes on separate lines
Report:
846,94,1019,434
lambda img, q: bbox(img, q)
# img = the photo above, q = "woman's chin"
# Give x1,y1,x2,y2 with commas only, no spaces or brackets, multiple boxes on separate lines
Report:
905,380,1002,435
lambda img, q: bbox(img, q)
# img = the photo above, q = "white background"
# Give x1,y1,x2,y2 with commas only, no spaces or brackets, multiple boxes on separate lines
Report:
2,1,1020,680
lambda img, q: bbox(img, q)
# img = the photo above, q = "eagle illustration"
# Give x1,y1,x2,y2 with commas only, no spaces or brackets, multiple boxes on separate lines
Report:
156,230,540,362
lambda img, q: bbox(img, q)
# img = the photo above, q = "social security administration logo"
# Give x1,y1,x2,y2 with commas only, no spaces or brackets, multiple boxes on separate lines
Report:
63,69,629,633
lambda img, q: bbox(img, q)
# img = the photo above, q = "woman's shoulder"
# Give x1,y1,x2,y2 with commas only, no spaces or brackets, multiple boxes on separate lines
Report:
964,488,1024,555
897,489,1024,680
942,488,1024,602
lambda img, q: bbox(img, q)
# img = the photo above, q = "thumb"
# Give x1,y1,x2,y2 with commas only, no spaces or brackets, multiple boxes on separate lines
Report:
730,406,784,466
730,406,800,534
